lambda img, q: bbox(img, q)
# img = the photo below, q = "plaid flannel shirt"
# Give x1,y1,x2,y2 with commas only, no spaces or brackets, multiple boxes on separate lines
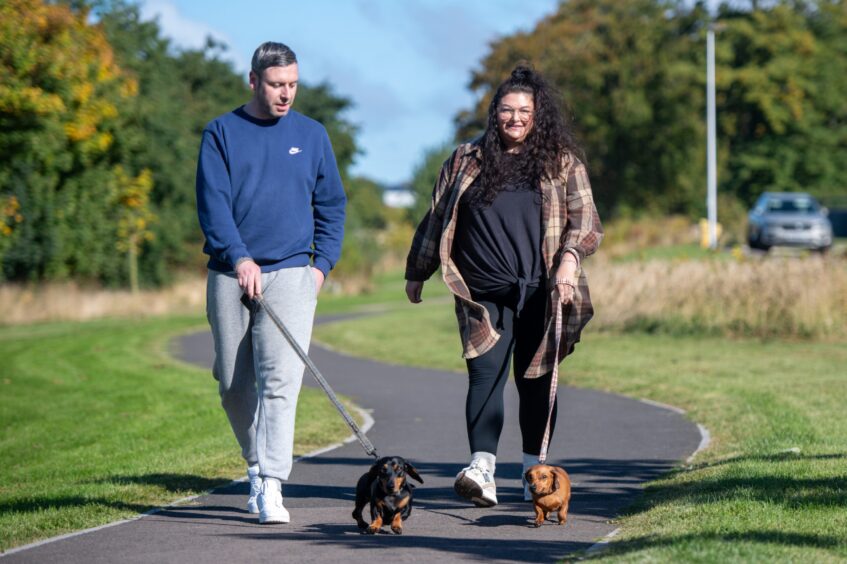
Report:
405,139,603,378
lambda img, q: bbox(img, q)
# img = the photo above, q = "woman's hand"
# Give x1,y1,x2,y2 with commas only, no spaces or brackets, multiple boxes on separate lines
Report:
554,256,578,305
406,280,424,304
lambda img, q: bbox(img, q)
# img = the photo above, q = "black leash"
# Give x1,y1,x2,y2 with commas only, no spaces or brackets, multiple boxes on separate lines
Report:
245,294,379,460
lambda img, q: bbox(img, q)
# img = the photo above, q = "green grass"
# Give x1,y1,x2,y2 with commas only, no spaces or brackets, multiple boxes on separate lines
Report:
0,316,358,552
316,269,451,315
313,300,847,562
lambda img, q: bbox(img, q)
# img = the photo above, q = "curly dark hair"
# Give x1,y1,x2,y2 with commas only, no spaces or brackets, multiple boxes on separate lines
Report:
470,65,583,207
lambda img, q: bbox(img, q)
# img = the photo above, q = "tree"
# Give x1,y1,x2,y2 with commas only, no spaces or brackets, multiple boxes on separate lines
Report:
407,143,454,225
112,166,154,293
459,0,707,218
717,1,847,205
0,0,142,282
295,82,360,179
457,0,847,218
332,176,390,290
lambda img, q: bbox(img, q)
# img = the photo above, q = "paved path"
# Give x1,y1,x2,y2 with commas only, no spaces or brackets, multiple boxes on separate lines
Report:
5,319,702,563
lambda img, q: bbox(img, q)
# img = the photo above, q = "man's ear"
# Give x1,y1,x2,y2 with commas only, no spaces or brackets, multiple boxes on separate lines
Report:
248,70,258,92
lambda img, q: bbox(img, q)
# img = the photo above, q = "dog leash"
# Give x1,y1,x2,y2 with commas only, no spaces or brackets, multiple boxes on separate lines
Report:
537,287,565,465
248,294,379,460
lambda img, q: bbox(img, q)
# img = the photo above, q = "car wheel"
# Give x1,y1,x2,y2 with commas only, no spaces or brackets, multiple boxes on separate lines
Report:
748,236,767,252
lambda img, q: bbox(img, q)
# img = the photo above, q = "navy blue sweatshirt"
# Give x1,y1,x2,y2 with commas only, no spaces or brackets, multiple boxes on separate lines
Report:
196,107,346,276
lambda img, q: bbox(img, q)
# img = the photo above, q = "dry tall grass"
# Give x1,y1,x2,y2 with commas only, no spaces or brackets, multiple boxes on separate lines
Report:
589,256,847,339
3,255,845,340
0,276,206,326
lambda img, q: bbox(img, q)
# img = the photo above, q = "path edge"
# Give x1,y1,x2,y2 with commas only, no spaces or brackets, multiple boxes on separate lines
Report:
0,406,375,558
575,398,711,559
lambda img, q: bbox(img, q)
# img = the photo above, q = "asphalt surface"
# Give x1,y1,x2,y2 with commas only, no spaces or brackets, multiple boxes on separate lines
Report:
4,318,703,563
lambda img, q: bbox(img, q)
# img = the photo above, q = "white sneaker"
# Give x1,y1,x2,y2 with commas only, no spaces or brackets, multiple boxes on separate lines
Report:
522,453,540,501
454,461,498,507
246,466,262,514
258,479,290,524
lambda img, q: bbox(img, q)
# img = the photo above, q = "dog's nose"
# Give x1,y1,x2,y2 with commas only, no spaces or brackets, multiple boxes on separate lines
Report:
529,484,537,492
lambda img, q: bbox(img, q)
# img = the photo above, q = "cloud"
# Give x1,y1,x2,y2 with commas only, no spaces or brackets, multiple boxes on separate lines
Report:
315,58,411,132
139,0,248,71
350,0,487,74
403,0,493,72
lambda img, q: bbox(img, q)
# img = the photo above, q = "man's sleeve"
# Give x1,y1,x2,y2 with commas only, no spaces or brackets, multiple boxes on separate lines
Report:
311,130,347,277
196,127,250,270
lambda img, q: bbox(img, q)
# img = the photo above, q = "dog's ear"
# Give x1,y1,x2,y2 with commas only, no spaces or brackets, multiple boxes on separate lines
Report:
553,473,560,492
524,469,533,483
404,461,424,484
367,458,385,480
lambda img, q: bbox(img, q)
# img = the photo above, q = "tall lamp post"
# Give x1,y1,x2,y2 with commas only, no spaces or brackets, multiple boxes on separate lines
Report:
706,23,718,250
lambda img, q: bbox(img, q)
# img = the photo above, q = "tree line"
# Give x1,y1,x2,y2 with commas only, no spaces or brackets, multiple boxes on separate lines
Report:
0,0,372,289
4,0,844,289
437,0,846,222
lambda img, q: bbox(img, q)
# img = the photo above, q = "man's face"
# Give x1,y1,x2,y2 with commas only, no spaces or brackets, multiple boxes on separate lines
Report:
249,64,299,119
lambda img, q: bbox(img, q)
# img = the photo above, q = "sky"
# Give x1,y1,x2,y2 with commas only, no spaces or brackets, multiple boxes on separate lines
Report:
138,0,561,186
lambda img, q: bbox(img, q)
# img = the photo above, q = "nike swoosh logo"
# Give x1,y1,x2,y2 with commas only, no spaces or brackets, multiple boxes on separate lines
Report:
289,147,302,155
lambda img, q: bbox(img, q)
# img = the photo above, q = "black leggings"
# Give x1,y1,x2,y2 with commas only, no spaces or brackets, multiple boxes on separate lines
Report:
464,285,557,457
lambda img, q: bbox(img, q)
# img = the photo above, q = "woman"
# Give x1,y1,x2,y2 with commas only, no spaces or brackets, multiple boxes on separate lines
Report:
405,65,602,507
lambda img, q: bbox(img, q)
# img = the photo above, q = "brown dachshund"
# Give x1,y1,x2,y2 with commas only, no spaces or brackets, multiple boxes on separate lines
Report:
524,464,571,527
353,456,423,535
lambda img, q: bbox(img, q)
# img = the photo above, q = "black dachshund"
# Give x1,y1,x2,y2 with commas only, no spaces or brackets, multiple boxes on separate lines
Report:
352,456,423,534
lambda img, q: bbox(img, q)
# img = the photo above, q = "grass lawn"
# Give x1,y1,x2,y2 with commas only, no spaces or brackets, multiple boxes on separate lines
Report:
317,269,452,315
0,315,358,552
313,295,847,562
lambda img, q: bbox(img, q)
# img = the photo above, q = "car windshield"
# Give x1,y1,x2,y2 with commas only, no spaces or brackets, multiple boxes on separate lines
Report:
765,197,819,214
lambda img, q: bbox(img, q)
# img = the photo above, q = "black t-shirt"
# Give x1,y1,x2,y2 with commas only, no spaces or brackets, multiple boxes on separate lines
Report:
452,176,544,311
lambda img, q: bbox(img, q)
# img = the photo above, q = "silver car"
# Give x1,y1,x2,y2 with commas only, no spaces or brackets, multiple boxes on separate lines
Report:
748,192,833,252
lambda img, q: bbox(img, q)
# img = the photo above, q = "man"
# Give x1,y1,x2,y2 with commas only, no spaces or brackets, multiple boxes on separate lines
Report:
196,41,346,524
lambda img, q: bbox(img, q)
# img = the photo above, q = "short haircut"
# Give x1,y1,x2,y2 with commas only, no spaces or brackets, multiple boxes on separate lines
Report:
251,42,297,75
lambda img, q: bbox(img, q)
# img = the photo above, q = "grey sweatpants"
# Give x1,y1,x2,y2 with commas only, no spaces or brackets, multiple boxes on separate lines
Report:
206,266,317,481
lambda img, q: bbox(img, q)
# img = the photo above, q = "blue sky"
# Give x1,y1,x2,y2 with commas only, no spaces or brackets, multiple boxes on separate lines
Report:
139,0,560,185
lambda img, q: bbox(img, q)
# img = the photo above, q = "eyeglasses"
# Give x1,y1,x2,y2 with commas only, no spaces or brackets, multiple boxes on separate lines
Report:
497,107,533,120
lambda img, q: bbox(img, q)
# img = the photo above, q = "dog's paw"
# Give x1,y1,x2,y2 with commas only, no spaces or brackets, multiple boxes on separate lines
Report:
391,526,403,535
365,526,380,535
531,521,543,528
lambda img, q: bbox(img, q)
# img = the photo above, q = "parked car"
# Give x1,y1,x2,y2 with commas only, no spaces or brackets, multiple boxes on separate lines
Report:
747,192,833,252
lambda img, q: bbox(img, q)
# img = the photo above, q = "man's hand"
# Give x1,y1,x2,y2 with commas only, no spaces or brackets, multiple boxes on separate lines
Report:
312,267,325,295
236,259,262,299
405,280,424,304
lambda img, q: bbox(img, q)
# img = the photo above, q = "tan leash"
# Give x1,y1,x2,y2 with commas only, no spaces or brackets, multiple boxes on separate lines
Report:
537,292,563,464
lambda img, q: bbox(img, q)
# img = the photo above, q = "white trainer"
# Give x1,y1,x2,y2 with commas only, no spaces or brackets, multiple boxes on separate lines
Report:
258,479,290,524
454,461,498,507
522,453,540,501
246,466,262,514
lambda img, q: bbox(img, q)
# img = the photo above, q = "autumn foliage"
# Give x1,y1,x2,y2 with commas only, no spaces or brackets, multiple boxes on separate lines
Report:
1,0,371,289
0,0,144,284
